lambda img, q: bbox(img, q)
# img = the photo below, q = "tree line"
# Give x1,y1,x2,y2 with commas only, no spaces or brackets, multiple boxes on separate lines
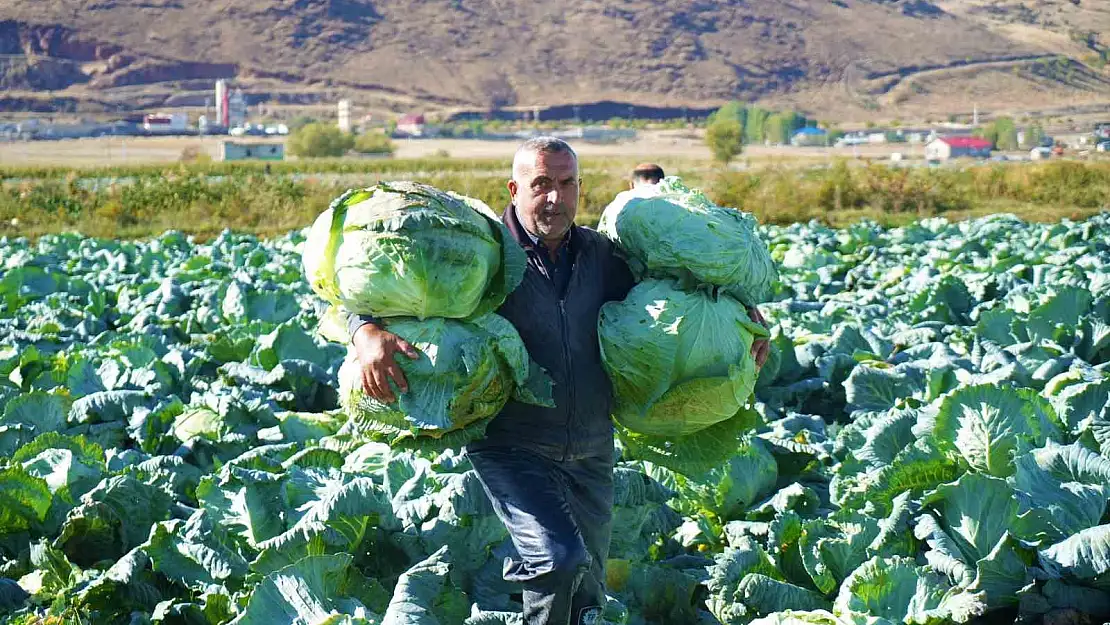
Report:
705,102,819,164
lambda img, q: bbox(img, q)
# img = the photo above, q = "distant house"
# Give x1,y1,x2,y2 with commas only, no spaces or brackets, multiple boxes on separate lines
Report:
900,129,936,144
791,127,828,147
218,141,284,161
396,113,426,137
1030,147,1052,161
143,113,188,133
835,132,869,147
925,136,992,161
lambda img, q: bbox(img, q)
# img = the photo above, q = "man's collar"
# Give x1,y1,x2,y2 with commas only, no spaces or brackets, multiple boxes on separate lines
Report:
502,203,573,252
523,229,541,247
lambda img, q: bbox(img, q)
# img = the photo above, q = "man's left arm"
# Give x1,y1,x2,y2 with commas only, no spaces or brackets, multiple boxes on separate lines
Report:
605,248,636,302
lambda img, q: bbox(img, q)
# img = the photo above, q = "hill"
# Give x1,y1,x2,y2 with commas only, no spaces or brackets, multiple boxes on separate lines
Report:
0,0,1108,119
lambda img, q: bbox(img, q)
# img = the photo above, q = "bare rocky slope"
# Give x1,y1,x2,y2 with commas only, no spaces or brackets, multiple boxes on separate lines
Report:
0,0,1106,116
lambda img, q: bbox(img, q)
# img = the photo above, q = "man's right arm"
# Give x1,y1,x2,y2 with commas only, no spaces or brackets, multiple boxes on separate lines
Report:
345,313,419,403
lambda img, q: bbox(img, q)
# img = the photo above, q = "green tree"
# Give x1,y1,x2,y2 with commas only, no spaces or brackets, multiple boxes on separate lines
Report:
352,132,395,155
780,111,807,134
711,101,745,122
745,107,768,145
710,101,748,137
1022,123,1046,149
974,118,1016,151
287,123,355,158
286,116,317,132
990,117,1019,150
974,124,997,147
763,113,789,145
706,117,744,165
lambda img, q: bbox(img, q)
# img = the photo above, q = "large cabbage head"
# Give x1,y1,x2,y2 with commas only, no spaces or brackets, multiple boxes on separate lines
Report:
597,176,777,307
303,181,526,319
599,279,768,438
337,313,553,451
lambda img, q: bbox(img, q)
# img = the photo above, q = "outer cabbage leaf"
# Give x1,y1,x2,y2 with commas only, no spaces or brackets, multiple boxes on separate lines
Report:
1038,524,1110,582
800,512,884,596
597,176,777,306
1011,441,1109,543
834,557,986,624
0,466,52,535
617,407,762,478
920,473,1018,564
382,546,469,625
931,384,1060,477
229,554,375,625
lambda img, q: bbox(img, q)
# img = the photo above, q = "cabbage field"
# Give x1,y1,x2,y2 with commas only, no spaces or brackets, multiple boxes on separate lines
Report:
0,212,1108,625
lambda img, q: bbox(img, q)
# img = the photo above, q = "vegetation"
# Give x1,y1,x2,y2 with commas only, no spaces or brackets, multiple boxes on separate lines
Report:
286,123,356,158
1,159,1108,240
709,102,817,147
1022,123,1047,149
705,117,744,165
976,117,1020,151
352,132,396,155
1,206,1108,624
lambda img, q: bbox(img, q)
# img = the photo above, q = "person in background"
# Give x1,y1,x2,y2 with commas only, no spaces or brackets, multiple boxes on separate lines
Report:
629,162,664,188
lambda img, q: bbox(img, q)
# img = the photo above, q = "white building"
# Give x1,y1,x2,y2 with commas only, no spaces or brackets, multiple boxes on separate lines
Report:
925,136,993,161
338,99,352,133
218,141,284,161
228,89,248,129
143,113,188,133
215,80,228,127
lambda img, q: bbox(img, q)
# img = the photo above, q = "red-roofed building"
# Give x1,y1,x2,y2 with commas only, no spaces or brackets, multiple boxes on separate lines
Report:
925,136,993,161
396,113,426,137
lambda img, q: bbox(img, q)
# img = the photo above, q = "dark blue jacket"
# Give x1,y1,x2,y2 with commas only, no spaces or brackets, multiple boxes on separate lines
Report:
349,205,635,460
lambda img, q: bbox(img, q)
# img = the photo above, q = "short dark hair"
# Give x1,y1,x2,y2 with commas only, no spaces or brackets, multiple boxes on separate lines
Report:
631,163,665,184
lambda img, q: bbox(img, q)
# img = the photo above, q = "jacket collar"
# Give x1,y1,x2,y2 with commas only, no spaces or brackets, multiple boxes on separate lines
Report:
502,203,575,254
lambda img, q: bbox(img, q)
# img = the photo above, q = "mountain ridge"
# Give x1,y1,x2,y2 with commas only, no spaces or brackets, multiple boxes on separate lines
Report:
0,0,1108,117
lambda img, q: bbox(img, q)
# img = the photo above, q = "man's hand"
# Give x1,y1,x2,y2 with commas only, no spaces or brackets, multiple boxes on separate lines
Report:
351,323,420,403
747,306,771,368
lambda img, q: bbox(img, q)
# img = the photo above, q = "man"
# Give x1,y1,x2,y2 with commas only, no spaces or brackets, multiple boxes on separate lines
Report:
629,162,665,188
347,137,768,625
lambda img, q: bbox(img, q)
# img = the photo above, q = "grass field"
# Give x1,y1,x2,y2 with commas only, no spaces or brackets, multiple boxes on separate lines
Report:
0,132,911,167
1,138,1107,240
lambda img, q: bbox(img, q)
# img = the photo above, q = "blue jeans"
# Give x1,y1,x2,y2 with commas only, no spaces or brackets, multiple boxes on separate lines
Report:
468,447,615,625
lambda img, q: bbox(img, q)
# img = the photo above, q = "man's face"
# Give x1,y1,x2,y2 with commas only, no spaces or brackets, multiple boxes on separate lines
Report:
508,149,579,244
